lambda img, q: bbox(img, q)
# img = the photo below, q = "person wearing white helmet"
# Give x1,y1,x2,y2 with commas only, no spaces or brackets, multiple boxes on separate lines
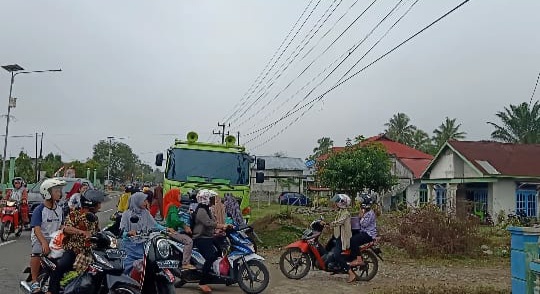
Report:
28,178,66,293
323,194,355,283
192,189,231,293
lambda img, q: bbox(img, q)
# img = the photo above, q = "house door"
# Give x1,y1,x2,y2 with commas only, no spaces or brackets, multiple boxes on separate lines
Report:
465,188,488,215
516,189,537,217
435,185,447,211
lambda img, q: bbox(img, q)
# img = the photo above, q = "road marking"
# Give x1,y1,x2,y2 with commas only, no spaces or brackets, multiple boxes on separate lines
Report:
0,240,16,247
99,208,114,214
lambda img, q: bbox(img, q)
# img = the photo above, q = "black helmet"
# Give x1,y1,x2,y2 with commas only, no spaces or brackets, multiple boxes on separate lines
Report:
81,189,106,208
360,194,374,209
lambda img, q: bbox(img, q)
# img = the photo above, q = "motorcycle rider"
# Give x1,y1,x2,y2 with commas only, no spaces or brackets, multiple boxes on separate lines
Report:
47,189,105,294
349,194,378,267
163,188,196,270
67,181,90,210
192,189,231,293
119,192,175,275
323,194,356,283
5,176,30,228
29,179,66,293
117,184,136,213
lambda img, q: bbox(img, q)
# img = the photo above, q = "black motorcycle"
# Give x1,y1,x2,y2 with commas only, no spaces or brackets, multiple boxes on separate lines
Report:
20,231,140,294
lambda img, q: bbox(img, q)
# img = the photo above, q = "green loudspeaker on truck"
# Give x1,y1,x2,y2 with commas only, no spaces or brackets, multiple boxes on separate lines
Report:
155,131,265,223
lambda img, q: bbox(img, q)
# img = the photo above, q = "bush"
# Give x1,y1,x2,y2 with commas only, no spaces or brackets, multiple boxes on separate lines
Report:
381,204,487,257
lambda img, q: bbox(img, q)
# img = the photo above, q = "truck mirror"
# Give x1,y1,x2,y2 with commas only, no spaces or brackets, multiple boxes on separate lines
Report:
155,153,164,166
255,172,265,183
256,158,265,171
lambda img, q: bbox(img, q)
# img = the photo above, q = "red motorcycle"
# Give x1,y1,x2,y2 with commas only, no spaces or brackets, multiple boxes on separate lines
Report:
0,199,23,241
279,217,383,282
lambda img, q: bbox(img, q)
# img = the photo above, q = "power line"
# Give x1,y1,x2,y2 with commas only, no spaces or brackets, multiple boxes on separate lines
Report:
221,0,316,125
247,0,471,150
227,0,322,125
231,0,333,126
235,0,374,130
244,0,405,138
529,70,540,106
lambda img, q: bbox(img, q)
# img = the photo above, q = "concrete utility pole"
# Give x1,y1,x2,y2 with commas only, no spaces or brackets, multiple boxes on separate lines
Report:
212,122,230,144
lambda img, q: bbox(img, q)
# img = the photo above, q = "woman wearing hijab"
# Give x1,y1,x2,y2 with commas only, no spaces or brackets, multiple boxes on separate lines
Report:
163,188,196,270
67,182,89,210
119,192,174,274
224,193,245,226
192,189,231,293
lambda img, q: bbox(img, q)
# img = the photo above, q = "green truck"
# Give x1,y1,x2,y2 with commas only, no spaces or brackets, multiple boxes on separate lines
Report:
155,132,265,222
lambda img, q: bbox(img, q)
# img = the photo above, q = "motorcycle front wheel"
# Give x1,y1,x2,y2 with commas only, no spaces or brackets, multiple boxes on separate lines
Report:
109,283,141,294
279,248,311,279
0,221,11,241
237,259,269,294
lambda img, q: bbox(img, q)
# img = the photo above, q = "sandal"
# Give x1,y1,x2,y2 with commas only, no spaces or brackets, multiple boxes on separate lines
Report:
199,284,212,293
347,273,357,283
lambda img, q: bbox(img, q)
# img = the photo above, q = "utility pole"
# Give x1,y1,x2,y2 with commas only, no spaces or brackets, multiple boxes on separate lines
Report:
237,131,240,146
212,122,230,144
37,132,43,180
35,133,38,181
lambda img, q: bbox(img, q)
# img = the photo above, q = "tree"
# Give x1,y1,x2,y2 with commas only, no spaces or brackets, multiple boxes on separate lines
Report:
410,129,434,154
92,140,139,182
433,117,467,149
354,135,366,143
488,101,540,144
41,153,63,177
384,113,417,145
15,151,34,182
310,137,334,160
318,143,396,196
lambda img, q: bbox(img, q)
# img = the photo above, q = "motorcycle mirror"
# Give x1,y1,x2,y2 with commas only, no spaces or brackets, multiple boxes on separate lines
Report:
85,212,98,223
130,215,140,223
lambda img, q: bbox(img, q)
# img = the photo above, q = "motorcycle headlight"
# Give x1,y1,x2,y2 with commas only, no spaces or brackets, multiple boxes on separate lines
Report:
108,235,118,249
156,239,171,259
93,252,113,268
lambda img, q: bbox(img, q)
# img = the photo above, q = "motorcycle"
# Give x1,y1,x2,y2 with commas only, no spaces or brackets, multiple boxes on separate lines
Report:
0,199,23,241
20,231,140,294
279,217,383,282
169,226,270,294
128,229,178,294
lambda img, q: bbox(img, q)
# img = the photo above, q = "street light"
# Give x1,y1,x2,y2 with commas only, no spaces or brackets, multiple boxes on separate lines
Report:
1,64,61,189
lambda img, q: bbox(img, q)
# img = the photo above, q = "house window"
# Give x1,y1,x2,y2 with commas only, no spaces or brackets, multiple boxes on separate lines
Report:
435,184,447,211
465,188,488,213
516,189,537,217
419,184,428,206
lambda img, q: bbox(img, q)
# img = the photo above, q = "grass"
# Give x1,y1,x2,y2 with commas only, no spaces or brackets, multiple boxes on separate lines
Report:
370,284,510,294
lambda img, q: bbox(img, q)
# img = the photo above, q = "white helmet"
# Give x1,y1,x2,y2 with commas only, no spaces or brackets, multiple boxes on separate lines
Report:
331,194,351,209
40,178,67,200
196,189,218,205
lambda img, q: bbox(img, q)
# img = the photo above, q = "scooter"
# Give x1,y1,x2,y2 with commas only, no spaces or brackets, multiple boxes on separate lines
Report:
0,199,23,241
20,231,140,294
169,227,270,294
128,229,177,294
279,217,383,282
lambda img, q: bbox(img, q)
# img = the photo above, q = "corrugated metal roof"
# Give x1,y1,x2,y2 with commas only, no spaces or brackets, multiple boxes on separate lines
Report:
257,156,307,171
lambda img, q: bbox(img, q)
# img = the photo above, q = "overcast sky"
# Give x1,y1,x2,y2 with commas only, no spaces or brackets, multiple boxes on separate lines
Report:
0,0,539,165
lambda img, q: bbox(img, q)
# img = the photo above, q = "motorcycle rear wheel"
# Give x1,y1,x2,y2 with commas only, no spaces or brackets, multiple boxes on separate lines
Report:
279,248,311,280
0,221,11,242
237,259,269,294
353,249,379,281
109,283,141,294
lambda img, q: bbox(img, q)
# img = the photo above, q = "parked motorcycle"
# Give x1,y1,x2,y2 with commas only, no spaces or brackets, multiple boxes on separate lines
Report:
0,199,23,241
169,227,270,294
128,229,177,294
20,231,140,294
279,217,383,282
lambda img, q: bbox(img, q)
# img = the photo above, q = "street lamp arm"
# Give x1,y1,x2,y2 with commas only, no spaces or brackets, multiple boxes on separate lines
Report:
14,69,62,77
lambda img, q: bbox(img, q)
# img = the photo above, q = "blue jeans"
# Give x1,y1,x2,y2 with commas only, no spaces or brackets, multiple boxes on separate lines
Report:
123,240,144,275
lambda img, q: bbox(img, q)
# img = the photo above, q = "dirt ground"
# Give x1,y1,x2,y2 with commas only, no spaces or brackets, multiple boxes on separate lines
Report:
177,249,511,293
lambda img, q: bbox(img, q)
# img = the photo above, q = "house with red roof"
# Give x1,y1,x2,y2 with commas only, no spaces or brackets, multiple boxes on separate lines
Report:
421,141,540,220
314,135,433,210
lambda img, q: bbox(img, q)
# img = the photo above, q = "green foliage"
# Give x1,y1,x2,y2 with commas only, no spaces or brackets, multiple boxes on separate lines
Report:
488,101,540,143
433,117,467,149
308,137,334,160
318,143,396,194
384,112,417,145
15,151,35,182
41,153,64,177
92,140,139,182
382,205,487,257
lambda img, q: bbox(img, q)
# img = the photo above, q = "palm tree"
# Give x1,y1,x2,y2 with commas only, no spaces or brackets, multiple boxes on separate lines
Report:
410,129,432,153
384,113,417,145
433,117,466,148
487,101,540,144
312,137,334,158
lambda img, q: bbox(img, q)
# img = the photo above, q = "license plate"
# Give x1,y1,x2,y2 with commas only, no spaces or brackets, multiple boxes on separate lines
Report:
156,260,180,269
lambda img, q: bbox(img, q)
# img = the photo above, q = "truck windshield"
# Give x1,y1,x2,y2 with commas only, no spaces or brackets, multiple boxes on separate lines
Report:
166,149,250,185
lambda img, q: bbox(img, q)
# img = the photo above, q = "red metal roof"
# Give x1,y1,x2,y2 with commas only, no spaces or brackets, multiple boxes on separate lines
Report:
317,135,433,179
448,141,540,177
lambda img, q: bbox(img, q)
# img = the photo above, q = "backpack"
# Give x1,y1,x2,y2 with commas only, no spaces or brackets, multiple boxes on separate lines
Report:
190,205,212,231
